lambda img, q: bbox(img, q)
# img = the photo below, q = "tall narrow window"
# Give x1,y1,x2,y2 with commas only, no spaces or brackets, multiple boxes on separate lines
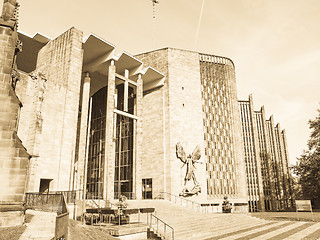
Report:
86,87,106,199
114,83,135,199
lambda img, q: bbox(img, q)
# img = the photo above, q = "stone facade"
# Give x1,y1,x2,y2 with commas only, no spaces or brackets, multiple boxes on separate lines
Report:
199,54,247,203
136,48,248,205
137,49,208,201
238,96,265,212
0,0,29,226
0,1,295,218
16,28,83,192
252,106,294,211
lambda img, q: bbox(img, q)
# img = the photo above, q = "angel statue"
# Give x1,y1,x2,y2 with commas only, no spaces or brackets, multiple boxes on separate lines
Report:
176,142,202,197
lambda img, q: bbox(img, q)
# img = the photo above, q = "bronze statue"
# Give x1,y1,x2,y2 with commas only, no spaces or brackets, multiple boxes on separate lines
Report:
222,196,232,213
176,142,201,197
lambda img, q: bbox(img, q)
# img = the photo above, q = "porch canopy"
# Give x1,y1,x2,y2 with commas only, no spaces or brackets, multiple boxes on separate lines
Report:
82,34,165,97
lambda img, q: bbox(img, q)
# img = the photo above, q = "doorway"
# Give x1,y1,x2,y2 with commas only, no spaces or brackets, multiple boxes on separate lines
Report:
142,178,152,199
39,179,52,193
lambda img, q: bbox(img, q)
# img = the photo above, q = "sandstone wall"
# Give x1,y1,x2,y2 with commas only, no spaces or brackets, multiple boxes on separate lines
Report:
137,49,169,197
0,0,29,226
137,48,207,200
20,27,84,192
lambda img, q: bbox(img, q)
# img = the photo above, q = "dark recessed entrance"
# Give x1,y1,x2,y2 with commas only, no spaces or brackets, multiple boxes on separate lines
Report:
142,178,152,199
86,86,106,199
39,178,52,193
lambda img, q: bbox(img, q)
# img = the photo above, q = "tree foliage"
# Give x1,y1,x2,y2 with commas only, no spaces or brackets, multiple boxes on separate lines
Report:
308,109,320,150
293,108,320,207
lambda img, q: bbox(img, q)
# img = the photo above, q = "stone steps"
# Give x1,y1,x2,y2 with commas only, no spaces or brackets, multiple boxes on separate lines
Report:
127,200,320,240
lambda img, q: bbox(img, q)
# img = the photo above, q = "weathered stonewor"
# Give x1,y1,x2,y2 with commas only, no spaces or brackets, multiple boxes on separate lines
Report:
0,0,30,227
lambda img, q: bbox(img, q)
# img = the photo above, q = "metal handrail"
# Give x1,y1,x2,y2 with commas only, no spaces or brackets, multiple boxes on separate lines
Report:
150,213,174,240
25,192,65,214
55,194,69,239
25,192,69,239
109,201,118,208
160,192,202,212
26,190,78,204
114,192,136,200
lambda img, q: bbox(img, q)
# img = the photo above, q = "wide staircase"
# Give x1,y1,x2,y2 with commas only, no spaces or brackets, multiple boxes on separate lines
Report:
127,199,320,240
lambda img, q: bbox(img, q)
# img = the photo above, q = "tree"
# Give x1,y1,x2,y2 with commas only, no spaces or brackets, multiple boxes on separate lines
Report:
293,108,320,208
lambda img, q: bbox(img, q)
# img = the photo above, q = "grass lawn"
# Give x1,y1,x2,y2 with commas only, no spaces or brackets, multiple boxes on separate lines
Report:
0,213,33,240
0,225,26,240
0,214,117,240
251,211,320,222
69,219,118,240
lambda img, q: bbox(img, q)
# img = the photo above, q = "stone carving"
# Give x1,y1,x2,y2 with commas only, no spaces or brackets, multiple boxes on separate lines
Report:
176,142,202,197
15,39,22,53
11,68,20,90
29,71,47,132
10,39,22,90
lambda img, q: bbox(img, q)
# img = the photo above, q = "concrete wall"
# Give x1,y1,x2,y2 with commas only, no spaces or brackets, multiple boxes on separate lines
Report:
141,87,165,198
17,27,83,192
137,49,249,205
166,49,207,200
199,54,248,204
137,49,169,198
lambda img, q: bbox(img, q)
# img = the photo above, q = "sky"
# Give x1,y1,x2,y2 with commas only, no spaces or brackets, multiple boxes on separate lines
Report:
15,0,320,165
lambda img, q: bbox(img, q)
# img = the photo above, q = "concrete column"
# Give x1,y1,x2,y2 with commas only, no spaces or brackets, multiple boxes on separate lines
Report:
124,70,129,112
76,72,91,214
276,123,289,208
249,95,265,212
268,115,281,209
260,106,277,211
281,129,294,207
104,61,116,200
135,74,143,199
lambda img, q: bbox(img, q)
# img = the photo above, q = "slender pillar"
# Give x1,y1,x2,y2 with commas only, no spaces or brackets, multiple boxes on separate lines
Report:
124,70,129,112
135,74,143,199
276,123,289,208
249,95,265,212
104,61,116,200
76,72,91,215
261,106,277,211
281,129,294,207
268,115,282,210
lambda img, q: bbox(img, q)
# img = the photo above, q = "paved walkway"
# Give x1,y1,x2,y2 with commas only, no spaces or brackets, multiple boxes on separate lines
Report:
128,200,320,240
19,210,56,240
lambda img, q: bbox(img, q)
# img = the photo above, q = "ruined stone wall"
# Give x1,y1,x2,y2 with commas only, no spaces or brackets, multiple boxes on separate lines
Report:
15,71,47,192
0,0,29,226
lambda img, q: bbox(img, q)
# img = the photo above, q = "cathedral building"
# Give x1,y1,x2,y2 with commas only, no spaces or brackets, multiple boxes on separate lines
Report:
0,0,295,226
